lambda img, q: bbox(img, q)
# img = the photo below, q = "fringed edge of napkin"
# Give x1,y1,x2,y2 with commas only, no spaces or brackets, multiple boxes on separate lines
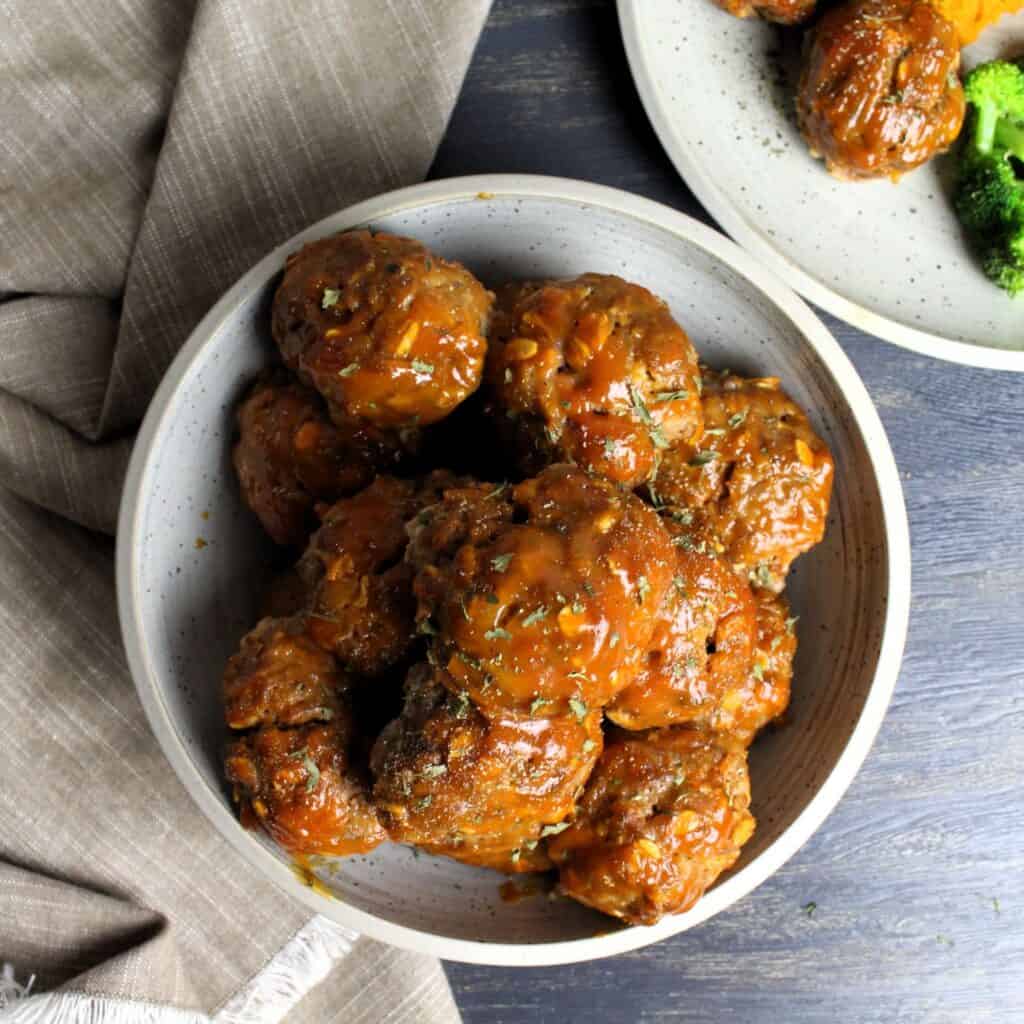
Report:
213,915,360,1023
0,990,205,1023
1,916,361,1023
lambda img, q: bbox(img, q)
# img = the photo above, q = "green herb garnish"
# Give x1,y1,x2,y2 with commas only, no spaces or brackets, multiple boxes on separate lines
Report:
522,606,548,627
411,359,434,374
321,288,341,309
491,553,513,573
302,755,320,793
568,697,588,722
629,383,669,449
337,362,359,378
485,627,512,641
540,821,571,837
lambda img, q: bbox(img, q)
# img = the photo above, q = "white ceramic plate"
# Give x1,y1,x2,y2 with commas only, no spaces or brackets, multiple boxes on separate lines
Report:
618,0,1024,370
117,175,910,965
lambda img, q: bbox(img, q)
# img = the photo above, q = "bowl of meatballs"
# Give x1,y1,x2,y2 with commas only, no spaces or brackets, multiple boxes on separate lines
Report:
117,175,910,964
619,0,1024,368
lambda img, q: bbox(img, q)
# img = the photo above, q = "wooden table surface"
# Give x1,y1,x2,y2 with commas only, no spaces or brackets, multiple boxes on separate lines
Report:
431,2,1024,1021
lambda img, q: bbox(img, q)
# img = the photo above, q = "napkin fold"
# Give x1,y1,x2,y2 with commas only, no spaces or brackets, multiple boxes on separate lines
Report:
0,0,489,1018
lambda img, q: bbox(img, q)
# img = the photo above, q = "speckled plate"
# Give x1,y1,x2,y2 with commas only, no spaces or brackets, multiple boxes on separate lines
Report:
117,175,910,965
618,0,1024,371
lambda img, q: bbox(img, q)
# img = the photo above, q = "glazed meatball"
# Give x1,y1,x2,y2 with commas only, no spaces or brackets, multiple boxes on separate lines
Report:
272,230,492,431
298,473,459,677
225,717,386,856
371,665,602,870
712,0,816,24
742,589,798,735
260,567,311,619
410,464,677,716
797,0,965,180
547,728,755,925
657,369,834,593
606,529,759,735
233,370,403,546
486,275,703,489
223,616,349,730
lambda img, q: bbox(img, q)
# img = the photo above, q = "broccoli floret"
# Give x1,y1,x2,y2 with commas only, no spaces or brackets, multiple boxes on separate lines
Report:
954,60,1024,296
984,234,1024,297
963,60,1024,156
955,152,1020,233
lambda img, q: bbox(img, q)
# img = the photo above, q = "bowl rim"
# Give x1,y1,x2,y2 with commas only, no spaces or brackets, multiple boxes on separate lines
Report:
116,173,911,966
617,0,1024,373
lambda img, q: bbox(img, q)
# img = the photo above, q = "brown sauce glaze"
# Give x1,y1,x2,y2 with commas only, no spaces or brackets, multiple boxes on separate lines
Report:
797,0,965,180
547,727,755,925
272,230,492,432
371,664,601,870
656,368,834,593
486,275,702,489
410,464,677,716
233,370,403,546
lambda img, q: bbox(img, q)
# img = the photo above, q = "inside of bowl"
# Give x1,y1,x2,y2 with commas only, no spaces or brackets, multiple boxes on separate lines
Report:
132,192,889,946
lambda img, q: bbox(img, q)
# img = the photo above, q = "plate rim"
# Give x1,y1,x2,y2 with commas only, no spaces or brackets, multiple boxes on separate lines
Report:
116,173,911,966
617,0,1024,372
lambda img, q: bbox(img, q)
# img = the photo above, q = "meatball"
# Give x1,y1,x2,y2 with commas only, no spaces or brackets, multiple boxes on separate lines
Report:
741,589,797,737
605,532,759,735
260,567,311,619
272,230,492,431
797,0,965,181
371,665,602,870
486,274,703,489
233,370,403,546
547,728,755,925
299,473,459,677
656,369,834,593
712,0,815,24
225,717,386,856
223,616,349,730
410,464,677,716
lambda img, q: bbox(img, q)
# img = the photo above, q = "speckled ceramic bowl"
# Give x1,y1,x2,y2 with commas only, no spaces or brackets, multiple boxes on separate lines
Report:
117,175,910,966
618,0,1024,370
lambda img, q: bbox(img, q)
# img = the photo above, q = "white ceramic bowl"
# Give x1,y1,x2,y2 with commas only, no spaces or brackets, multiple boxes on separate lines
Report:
618,0,1024,371
117,175,910,966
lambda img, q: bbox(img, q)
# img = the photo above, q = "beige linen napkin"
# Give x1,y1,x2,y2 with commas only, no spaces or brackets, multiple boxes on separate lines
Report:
0,0,489,1019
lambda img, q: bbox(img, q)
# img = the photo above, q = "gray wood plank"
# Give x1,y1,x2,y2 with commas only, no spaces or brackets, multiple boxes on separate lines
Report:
432,2,1024,1021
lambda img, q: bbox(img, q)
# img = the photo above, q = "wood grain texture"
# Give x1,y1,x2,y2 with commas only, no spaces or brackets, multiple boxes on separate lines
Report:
432,2,1024,1021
